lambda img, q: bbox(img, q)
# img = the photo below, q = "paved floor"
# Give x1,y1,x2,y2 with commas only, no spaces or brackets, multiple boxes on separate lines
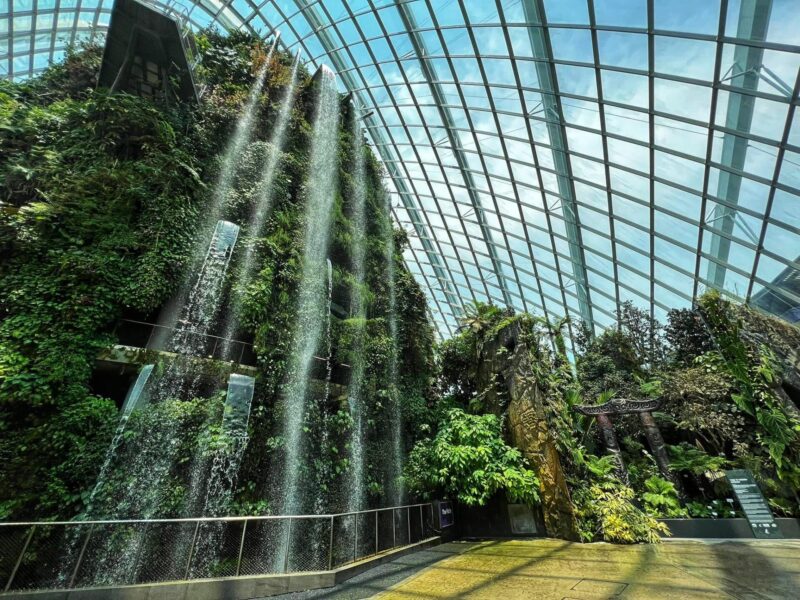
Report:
277,539,800,599
272,546,458,600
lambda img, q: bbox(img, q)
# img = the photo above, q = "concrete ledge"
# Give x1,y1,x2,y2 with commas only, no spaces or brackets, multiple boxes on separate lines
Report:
332,536,440,584
0,537,441,600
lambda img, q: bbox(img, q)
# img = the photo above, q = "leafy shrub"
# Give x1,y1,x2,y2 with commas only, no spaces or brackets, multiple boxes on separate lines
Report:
686,500,737,519
404,408,540,506
573,483,669,544
641,476,686,518
668,443,728,478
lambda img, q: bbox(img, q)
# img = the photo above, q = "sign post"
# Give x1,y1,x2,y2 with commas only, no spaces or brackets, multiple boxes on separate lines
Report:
434,500,454,529
725,469,783,539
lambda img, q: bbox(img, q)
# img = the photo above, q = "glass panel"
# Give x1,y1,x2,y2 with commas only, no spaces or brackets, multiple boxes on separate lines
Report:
655,0,720,35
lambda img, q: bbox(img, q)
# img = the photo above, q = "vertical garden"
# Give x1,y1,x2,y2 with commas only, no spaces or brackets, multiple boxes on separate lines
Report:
0,33,435,525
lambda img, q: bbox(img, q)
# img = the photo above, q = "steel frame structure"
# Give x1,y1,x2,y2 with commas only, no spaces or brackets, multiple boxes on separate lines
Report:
3,0,800,343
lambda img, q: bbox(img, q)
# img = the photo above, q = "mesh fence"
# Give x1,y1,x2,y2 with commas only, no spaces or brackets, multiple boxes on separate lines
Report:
286,517,330,573
237,518,286,576
354,510,377,560
330,514,355,569
0,504,432,591
0,525,32,590
376,509,395,553
410,505,424,544
77,522,149,586
4,524,86,591
138,522,198,583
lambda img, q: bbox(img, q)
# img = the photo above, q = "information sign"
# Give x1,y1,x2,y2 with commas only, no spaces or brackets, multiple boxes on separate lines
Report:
725,469,782,539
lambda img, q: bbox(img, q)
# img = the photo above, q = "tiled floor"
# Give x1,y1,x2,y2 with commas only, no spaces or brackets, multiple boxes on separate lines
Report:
373,539,800,600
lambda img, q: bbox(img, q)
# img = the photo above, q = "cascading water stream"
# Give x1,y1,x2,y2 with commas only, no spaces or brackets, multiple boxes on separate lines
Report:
279,66,340,516
82,364,155,517
384,196,404,506
149,38,277,355
158,220,240,399
87,221,241,585
56,365,155,586
324,257,334,404
270,66,340,568
188,373,256,576
312,258,334,516
220,53,302,359
346,112,368,515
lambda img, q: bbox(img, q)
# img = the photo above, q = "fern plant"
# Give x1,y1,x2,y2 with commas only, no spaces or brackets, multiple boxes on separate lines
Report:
668,443,728,478
642,476,687,518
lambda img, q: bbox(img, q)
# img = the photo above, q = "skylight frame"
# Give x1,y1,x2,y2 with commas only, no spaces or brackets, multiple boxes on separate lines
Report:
4,0,800,340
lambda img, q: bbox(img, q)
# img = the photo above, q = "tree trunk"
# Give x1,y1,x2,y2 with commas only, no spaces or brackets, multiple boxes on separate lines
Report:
639,411,682,494
596,414,628,484
506,337,580,541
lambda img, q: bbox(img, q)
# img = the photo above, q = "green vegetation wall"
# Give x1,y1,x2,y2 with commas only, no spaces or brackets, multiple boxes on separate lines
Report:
408,297,800,543
0,33,435,521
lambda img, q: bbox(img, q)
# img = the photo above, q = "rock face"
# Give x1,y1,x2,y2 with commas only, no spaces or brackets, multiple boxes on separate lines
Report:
737,306,800,419
477,322,580,541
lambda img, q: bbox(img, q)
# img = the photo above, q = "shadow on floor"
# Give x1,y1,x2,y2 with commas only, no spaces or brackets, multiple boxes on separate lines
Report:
706,541,796,600
268,545,465,600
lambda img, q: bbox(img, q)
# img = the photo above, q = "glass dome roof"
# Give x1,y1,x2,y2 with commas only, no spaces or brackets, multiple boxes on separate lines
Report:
3,0,800,343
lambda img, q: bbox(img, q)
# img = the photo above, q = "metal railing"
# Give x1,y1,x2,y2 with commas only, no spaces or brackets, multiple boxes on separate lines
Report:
112,319,351,375
113,318,257,366
0,504,434,593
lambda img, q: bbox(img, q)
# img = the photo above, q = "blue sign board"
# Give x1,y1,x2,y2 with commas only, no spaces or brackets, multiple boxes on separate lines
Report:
438,501,454,528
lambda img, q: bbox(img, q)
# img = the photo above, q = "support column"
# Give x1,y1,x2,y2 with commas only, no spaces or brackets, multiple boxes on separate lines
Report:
639,411,682,494
705,0,772,289
596,413,628,484
521,0,595,329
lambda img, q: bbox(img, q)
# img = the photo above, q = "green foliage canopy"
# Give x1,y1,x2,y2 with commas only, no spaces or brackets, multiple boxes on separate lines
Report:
404,408,540,506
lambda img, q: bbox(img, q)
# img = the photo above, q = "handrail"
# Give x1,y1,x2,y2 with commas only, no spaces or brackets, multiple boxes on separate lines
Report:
0,502,431,527
116,318,252,349
0,503,435,593
112,319,351,368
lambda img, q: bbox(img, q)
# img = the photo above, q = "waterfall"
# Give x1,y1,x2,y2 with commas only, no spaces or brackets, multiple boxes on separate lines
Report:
278,66,340,517
156,220,240,400
170,220,239,357
57,364,155,586
76,43,273,585
211,39,277,213
86,222,240,585
181,363,251,520
223,373,256,436
149,39,276,355
188,373,256,577
270,66,339,569
121,365,156,415
385,196,404,506
208,373,255,513
84,364,155,514
220,53,302,359
324,257,334,404
346,112,368,514
311,257,334,517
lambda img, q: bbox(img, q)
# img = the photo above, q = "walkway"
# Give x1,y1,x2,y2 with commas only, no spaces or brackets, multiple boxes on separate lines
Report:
275,538,799,599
